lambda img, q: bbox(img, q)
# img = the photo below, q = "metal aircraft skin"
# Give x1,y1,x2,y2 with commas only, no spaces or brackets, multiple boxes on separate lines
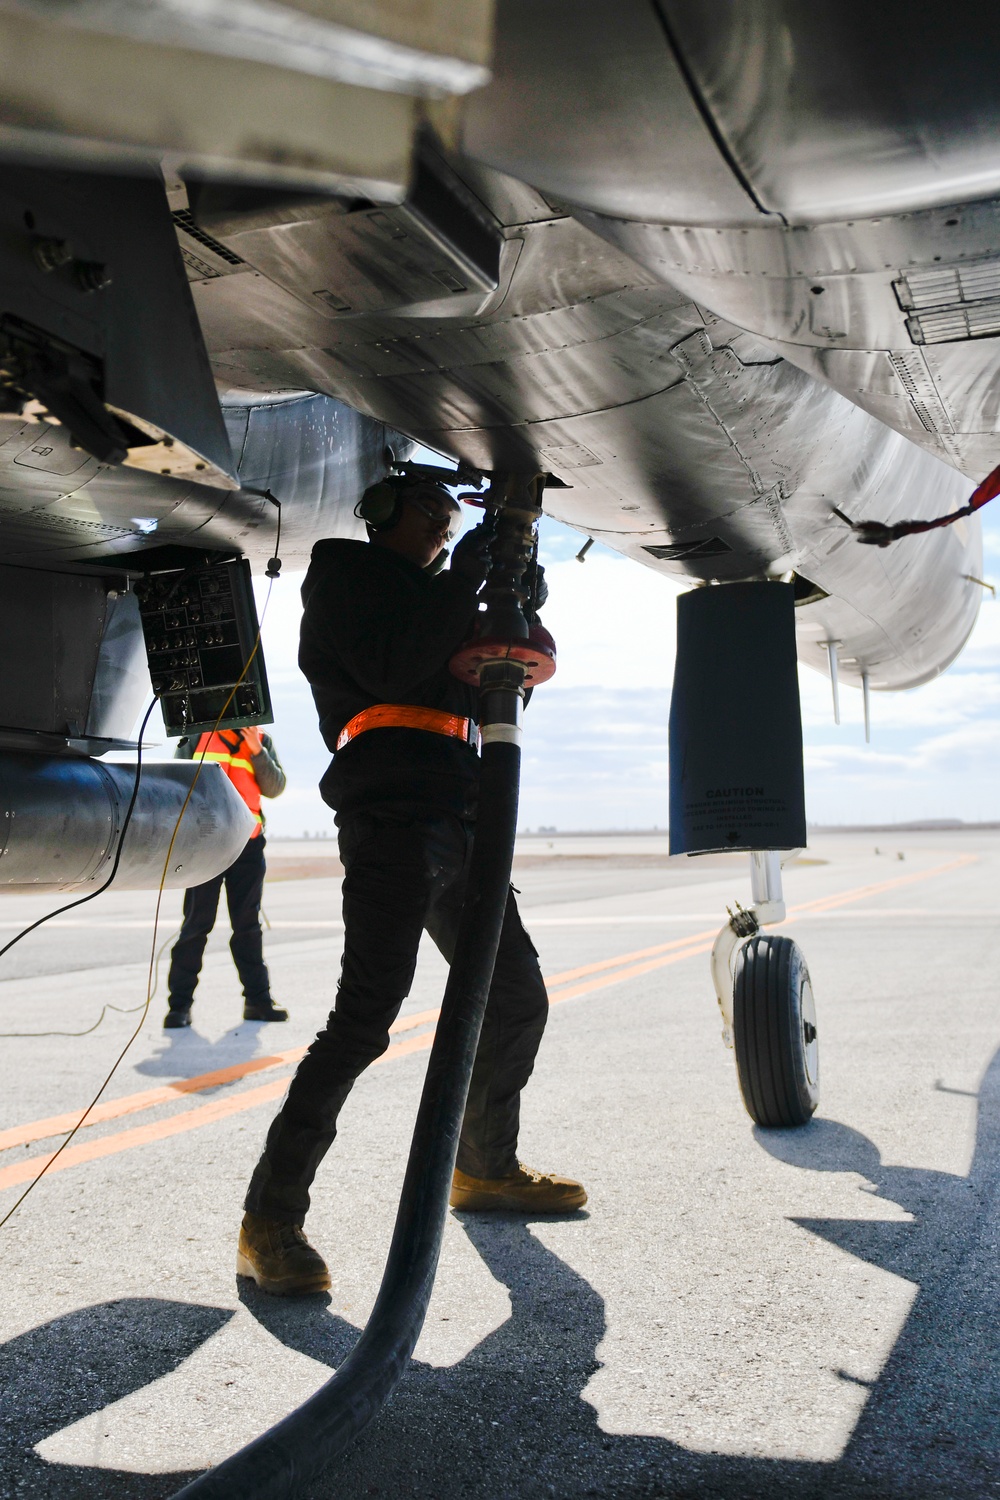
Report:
0,0,998,725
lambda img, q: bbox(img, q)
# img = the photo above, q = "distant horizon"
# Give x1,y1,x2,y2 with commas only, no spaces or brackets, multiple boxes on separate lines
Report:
269,816,1000,842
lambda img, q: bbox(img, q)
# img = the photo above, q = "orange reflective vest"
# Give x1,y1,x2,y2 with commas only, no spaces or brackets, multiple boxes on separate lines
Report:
195,730,263,837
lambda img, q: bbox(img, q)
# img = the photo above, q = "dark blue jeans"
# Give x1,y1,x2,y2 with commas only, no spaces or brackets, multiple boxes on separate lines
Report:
245,811,549,1224
166,834,272,1011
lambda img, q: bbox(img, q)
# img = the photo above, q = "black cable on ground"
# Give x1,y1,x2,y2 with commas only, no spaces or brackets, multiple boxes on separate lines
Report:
0,924,180,1038
172,662,526,1500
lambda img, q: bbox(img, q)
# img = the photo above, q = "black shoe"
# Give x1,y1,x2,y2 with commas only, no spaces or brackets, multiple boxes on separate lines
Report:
243,1001,289,1023
164,1007,192,1029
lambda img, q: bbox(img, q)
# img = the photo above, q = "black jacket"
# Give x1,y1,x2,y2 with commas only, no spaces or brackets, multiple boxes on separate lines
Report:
299,539,482,821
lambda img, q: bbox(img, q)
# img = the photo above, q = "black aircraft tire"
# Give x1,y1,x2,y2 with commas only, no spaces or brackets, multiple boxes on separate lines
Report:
733,934,819,1128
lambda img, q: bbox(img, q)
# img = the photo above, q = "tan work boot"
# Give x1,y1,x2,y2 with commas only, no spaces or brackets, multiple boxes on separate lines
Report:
450,1163,587,1214
236,1211,331,1295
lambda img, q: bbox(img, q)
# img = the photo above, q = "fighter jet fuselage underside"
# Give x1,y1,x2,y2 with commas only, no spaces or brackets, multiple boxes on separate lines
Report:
0,0,995,900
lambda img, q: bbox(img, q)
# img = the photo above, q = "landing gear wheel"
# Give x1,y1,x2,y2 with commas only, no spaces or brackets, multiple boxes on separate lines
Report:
733,934,819,1127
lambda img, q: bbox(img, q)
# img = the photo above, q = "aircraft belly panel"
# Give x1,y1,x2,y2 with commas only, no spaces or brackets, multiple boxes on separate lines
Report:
191,270,349,354
659,0,1000,222
475,1,1000,226
579,201,1000,486
329,297,683,380
184,185,985,690
0,65,988,698
462,0,759,226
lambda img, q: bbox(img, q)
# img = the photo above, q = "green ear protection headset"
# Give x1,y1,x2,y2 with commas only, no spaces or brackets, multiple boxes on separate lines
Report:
356,479,405,532
356,474,461,572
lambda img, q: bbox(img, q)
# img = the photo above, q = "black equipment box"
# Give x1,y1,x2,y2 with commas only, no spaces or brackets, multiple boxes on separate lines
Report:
669,581,806,855
136,558,272,736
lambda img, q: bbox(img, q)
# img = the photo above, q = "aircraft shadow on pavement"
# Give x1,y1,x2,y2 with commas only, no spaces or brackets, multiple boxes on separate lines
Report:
7,1045,998,1500
240,1045,1000,1500
0,1296,232,1499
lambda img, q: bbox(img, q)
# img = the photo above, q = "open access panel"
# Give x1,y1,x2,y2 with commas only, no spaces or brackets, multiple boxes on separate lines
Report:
136,558,272,736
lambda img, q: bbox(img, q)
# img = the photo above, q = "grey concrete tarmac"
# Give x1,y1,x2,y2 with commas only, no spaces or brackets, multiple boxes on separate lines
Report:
0,831,998,1499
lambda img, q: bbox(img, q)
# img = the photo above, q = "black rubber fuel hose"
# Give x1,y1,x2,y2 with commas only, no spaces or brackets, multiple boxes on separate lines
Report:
172,667,525,1500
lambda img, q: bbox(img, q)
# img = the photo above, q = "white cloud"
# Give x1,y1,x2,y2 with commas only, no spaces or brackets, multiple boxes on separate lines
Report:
536,549,680,692
799,664,1000,732
803,744,911,773
914,718,1000,766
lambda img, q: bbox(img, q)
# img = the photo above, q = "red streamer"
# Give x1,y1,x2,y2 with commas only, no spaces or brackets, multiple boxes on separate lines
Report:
834,460,1000,547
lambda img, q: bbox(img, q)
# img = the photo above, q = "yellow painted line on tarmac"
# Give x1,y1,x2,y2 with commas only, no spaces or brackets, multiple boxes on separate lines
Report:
544,930,719,989
786,855,976,914
0,854,977,1191
1,950,696,1192
547,940,717,1004
0,1047,308,1154
0,1006,442,1153
0,1033,434,1193
542,855,976,991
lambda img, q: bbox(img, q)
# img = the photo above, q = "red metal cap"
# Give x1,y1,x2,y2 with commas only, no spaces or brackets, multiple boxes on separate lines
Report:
449,623,557,685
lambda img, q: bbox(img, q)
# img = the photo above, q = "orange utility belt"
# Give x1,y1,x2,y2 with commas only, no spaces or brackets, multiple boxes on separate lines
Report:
336,704,479,752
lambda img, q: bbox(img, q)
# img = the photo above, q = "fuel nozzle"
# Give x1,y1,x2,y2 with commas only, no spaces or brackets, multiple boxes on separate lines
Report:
449,472,556,687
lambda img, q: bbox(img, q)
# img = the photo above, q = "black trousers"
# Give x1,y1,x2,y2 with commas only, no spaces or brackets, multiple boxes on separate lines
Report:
166,834,272,1010
245,811,549,1224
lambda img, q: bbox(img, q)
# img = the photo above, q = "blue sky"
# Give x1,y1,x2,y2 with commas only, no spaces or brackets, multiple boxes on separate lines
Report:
247,492,1000,837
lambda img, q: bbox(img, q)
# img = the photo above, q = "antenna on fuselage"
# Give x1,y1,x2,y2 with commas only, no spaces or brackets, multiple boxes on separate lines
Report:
826,640,841,725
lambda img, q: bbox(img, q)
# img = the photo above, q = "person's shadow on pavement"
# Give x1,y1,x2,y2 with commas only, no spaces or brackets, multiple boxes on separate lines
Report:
9,1044,1000,1499
135,1020,268,1081
238,1043,1000,1499
0,1297,232,1499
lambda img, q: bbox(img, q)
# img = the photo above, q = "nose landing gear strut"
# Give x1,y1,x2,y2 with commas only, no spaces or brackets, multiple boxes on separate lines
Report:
710,851,819,1128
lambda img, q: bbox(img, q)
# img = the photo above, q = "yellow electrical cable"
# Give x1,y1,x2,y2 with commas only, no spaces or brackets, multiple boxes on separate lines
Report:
0,572,277,1231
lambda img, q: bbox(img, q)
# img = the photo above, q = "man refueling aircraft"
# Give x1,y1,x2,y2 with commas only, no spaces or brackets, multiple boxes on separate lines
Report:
237,471,587,1297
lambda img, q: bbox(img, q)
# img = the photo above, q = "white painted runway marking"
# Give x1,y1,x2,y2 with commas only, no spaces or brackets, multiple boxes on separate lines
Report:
0,908,994,930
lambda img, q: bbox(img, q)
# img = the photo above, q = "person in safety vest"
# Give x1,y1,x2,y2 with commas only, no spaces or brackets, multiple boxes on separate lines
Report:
163,727,287,1028
237,472,586,1295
